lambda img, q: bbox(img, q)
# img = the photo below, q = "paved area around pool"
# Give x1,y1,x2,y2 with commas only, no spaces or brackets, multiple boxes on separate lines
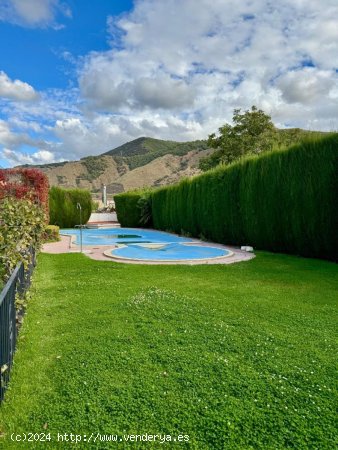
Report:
42,234,255,265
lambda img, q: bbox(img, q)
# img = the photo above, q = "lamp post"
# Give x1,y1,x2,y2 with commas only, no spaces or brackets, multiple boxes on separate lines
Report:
77,203,83,253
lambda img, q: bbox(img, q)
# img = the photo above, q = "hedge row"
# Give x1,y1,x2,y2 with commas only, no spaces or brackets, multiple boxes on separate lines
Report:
0,197,46,282
49,187,92,228
114,191,144,227
151,134,338,261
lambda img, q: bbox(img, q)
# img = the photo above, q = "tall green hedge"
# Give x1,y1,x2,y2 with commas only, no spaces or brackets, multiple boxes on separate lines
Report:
152,134,338,261
49,187,92,228
114,191,144,227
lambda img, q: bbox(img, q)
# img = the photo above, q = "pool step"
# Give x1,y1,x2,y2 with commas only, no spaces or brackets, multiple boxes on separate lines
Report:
87,222,121,229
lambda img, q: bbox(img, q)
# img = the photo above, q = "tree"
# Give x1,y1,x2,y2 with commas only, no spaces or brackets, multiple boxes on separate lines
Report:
200,106,276,171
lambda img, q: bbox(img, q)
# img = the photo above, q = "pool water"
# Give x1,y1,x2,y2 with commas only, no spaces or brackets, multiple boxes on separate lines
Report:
110,242,229,261
61,228,194,245
60,228,232,261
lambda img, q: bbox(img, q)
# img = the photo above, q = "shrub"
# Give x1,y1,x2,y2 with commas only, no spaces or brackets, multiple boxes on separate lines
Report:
114,190,153,227
91,200,99,212
151,134,338,261
42,225,60,243
114,191,144,227
0,196,46,282
137,193,153,227
49,187,92,228
0,168,49,219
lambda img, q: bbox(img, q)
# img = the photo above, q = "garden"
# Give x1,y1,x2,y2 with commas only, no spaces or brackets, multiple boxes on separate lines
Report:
0,135,337,449
0,252,336,449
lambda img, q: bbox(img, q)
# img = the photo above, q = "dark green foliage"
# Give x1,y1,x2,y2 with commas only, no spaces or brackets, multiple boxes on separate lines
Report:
0,197,46,281
80,156,108,181
114,190,154,227
104,136,151,156
105,136,207,157
152,134,338,261
114,191,144,227
105,136,209,170
274,127,325,148
125,140,209,170
20,161,68,169
49,186,92,228
200,108,328,171
199,148,224,171
137,193,153,227
207,106,276,165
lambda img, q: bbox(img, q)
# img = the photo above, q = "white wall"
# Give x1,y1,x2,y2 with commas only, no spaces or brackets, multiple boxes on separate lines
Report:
88,212,117,223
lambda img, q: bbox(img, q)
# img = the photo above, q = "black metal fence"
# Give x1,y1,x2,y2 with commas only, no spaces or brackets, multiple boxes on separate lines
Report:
0,248,36,402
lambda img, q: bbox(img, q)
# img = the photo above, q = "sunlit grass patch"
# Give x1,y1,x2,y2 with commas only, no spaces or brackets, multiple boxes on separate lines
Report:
0,252,336,449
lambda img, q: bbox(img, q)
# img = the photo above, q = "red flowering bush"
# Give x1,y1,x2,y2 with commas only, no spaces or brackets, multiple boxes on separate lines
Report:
0,169,49,282
0,168,49,220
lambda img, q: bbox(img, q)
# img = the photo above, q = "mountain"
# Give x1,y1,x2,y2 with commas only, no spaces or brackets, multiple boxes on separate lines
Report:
24,137,211,194
19,129,328,195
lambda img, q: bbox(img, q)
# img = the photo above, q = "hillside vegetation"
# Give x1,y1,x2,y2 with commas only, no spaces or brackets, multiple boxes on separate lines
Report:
19,129,330,194
105,137,209,170
18,137,210,194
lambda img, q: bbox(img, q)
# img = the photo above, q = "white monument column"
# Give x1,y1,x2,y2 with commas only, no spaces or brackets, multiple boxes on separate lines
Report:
102,184,107,208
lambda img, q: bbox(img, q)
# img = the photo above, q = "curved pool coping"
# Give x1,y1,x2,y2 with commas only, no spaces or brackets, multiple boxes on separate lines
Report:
44,230,255,265
103,242,234,263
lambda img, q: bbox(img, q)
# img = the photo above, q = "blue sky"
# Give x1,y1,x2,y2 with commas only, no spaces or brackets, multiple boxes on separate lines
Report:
0,0,337,167
0,1,133,90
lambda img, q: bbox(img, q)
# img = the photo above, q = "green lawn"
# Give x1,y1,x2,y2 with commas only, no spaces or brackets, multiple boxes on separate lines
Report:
0,252,337,449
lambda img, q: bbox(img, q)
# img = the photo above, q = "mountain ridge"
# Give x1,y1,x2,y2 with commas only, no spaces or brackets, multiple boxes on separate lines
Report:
17,129,329,195
19,137,211,194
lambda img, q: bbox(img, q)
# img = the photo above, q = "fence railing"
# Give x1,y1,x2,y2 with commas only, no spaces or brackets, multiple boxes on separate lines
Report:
0,247,36,402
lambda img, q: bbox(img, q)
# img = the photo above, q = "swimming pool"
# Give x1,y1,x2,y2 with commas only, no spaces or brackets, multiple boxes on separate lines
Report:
61,227,194,246
60,228,233,261
106,242,230,261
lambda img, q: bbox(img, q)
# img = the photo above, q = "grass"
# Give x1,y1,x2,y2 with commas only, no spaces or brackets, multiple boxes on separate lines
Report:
0,252,337,449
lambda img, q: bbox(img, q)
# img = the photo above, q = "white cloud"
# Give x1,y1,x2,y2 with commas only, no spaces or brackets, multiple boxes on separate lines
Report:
0,0,71,28
276,68,336,104
2,147,57,165
47,112,205,161
0,119,53,164
2,0,338,167
9,117,42,132
33,149,55,162
79,0,338,132
52,116,122,159
0,71,39,101
3,88,80,125
0,119,33,147
133,76,195,109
